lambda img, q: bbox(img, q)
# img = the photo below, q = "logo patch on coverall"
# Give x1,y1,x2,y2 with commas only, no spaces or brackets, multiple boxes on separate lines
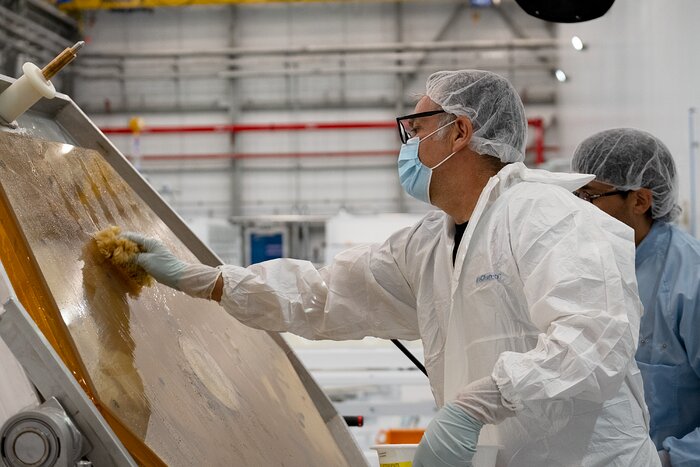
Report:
475,272,503,284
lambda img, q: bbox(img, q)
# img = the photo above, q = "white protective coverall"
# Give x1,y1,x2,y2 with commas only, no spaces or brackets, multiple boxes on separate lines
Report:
218,162,659,466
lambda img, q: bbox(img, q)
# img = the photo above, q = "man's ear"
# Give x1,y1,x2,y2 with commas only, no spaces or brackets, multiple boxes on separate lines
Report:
631,188,654,217
451,116,473,153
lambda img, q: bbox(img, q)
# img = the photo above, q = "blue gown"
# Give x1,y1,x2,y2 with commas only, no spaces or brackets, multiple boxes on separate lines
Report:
635,221,700,466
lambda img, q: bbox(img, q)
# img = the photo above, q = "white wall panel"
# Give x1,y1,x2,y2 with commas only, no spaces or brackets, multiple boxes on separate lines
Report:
84,7,231,51
234,3,396,46
558,0,698,233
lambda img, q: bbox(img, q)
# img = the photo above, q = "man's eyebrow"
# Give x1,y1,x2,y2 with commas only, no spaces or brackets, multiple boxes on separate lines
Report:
408,119,420,129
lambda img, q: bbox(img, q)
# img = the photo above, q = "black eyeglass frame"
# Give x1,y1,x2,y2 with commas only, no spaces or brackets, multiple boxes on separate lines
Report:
396,109,446,144
573,189,629,203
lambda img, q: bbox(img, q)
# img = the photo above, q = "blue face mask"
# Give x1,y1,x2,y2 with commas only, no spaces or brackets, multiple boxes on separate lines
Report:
398,120,457,204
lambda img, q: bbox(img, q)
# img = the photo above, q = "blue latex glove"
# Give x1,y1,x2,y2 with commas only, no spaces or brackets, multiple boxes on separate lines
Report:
121,232,189,290
413,402,483,467
662,428,700,467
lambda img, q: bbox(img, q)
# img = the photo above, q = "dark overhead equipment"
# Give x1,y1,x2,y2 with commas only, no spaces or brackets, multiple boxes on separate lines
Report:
515,0,615,23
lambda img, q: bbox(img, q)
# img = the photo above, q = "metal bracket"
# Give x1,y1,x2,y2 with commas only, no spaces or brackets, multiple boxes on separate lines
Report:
1,397,85,467
0,264,135,467
0,114,17,129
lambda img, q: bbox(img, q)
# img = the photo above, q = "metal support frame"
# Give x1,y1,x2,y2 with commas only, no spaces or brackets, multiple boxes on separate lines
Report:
76,37,556,82
0,264,136,467
227,5,243,218
494,3,528,39
75,92,556,114
74,61,550,80
689,108,698,237
403,0,470,88
83,37,556,59
2,397,85,467
0,0,79,95
493,1,555,78
69,6,556,113
21,0,78,30
394,1,408,213
74,37,556,84
0,6,72,54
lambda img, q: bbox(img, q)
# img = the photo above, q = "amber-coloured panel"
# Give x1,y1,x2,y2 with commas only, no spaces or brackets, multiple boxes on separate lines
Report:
0,133,349,466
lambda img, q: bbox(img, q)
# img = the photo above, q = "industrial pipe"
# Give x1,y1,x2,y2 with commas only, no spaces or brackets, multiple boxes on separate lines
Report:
83,38,557,60
100,121,396,134
217,63,550,79
529,118,545,165
102,119,544,134
126,150,397,161
689,108,698,237
102,118,548,163
74,63,550,81
0,6,73,53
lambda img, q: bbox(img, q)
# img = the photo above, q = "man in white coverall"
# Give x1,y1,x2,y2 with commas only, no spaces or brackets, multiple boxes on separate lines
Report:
122,70,660,466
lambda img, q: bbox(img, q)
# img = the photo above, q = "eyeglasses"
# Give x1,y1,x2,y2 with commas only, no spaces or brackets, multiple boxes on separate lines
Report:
573,189,629,203
396,110,446,144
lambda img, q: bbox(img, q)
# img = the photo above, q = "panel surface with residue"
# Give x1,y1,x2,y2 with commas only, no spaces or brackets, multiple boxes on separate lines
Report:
0,132,349,466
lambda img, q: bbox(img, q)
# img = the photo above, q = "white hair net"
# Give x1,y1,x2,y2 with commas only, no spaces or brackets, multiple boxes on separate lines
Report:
425,70,527,163
571,128,681,222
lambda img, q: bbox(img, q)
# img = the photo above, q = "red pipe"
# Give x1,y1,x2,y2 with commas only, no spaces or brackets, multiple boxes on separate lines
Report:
526,145,559,153
101,119,544,135
528,117,545,165
106,118,548,163
101,121,396,135
129,147,559,162
128,149,397,161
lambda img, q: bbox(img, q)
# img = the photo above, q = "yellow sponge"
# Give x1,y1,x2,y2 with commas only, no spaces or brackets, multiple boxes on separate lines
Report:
94,226,154,290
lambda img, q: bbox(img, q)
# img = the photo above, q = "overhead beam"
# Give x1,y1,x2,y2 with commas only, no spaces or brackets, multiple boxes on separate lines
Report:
60,0,482,11
83,37,557,59
404,0,469,86
76,91,555,115
23,0,79,29
0,6,72,53
493,4,553,65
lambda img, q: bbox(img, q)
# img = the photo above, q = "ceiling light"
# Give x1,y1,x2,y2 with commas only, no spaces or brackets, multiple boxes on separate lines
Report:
554,69,568,82
571,36,585,51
